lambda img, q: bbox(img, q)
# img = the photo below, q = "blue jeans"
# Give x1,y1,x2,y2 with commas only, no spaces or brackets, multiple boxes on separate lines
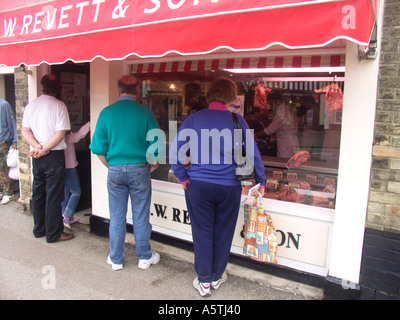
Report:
62,168,81,218
107,164,153,264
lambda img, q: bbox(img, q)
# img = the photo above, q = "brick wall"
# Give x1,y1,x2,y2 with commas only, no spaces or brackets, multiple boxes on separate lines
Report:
361,0,400,300
368,0,400,233
14,67,31,208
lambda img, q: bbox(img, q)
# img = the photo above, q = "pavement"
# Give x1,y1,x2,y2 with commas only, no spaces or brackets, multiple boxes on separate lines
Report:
0,195,323,304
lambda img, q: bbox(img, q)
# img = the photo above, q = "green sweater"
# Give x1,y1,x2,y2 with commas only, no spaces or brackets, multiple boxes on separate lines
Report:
90,97,162,165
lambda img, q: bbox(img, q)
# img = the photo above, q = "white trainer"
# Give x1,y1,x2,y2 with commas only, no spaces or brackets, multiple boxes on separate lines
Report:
193,278,211,297
1,194,15,205
211,272,228,289
138,252,160,269
107,255,123,271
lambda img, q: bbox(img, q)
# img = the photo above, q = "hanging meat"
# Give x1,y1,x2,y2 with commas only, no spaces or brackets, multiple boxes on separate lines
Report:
315,83,343,116
286,150,311,169
253,83,271,109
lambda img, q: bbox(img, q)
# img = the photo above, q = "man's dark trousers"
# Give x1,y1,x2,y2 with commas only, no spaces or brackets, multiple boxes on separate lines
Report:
32,150,65,243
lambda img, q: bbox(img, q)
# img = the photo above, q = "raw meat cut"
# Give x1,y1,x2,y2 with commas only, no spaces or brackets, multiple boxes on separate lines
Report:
286,150,311,169
264,182,311,204
264,185,288,200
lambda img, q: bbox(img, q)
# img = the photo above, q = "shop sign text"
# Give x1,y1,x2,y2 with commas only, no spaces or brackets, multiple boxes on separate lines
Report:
1,0,220,41
151,202,301,250
1,0,358,44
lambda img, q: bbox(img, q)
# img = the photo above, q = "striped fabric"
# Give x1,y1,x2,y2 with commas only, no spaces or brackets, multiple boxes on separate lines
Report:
130,55,345,74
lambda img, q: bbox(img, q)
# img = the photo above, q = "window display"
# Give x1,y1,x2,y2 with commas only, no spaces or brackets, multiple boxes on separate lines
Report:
134,62,343,209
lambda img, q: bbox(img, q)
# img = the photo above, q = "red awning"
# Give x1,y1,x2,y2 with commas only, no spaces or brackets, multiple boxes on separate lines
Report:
0,0,377,67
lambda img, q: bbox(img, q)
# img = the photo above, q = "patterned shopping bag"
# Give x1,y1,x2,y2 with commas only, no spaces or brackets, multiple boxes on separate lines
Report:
243,195,278,264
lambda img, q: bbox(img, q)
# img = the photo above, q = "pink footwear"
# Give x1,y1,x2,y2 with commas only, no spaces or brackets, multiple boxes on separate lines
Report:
69,217,80,225
63,216,72,230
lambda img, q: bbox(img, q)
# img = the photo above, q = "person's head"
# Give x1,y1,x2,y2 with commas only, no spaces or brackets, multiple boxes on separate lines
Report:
41,74,60,96
303,95,316,107
206,76,237,105
267,91,283,110
118,75,140,96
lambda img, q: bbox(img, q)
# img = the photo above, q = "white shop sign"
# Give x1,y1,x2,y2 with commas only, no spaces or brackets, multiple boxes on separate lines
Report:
127,186,333,276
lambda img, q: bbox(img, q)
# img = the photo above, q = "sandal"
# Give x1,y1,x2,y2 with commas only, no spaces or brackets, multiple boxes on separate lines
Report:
69,217,80,225
63,216,72,230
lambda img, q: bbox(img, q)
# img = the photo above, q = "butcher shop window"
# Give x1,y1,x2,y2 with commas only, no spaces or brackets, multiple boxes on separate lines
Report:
132,61,344,209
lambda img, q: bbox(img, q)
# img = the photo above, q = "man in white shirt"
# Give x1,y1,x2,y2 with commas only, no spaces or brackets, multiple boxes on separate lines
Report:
22,74,74,243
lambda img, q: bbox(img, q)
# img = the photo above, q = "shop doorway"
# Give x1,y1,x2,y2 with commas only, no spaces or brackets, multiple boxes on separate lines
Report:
4,74,15,111
52,62,91,212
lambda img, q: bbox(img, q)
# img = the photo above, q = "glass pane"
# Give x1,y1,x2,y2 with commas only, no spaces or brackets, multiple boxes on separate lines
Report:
136,68,343,209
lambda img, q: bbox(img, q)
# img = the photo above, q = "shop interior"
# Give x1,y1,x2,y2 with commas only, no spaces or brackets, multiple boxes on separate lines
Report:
135,65,344,210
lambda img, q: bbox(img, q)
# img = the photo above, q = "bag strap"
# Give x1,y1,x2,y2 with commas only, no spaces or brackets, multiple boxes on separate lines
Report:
232,112,246,156
232,112,241,130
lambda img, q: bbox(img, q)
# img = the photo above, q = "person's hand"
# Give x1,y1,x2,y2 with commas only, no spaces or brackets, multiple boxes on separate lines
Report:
29,144,41,157
255,130,265,139
30,144,48,158
150,162,159,173
253,187,265,197
182,180,190,190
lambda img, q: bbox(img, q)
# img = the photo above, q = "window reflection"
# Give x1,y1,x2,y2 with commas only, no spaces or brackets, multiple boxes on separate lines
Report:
137,69,343,209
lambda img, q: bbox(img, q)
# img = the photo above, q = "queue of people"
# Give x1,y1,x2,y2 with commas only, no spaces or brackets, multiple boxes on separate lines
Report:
14,73,267,298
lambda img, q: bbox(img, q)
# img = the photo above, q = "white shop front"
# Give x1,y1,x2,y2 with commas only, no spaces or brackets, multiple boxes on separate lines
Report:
0,0,381,292
90,42,379,283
